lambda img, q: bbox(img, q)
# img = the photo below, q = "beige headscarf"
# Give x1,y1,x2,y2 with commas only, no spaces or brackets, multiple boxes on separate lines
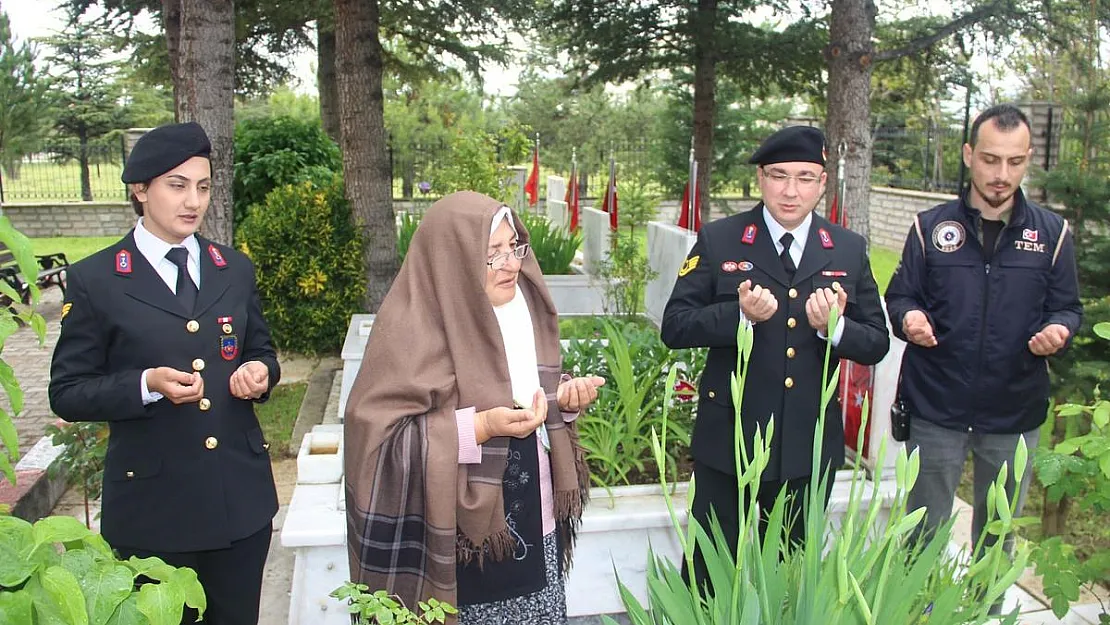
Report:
344,191,589,614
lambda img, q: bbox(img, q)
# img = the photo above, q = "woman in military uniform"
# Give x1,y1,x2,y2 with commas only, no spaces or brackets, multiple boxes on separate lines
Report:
49,122,281,625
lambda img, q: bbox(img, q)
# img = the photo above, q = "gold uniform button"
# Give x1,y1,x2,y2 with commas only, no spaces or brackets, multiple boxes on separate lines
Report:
708,390,716,399
785,377,794,389
222,323,233,334
787,317,797,329
832,281,842,291
125,471,135,478
199,398,211,411
788,288,798,298
786,347,796,358
205,436,218,450
192,358,205,371
186,320,200,333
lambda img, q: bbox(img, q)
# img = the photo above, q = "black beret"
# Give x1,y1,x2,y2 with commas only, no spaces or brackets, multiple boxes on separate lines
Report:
121,122,212,183
748,125,826,167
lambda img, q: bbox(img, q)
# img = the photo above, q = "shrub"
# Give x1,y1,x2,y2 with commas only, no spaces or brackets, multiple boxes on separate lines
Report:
238,176,365,354
518,212,581,275
396,211,421,264
233,116,342,231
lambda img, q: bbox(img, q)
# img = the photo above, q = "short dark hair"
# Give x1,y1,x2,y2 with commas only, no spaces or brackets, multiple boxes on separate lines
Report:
129,182,150,216
969,104,1031,146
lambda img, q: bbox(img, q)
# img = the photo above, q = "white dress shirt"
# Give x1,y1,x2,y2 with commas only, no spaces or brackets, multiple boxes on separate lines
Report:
135,218,201,404
739,210,845,345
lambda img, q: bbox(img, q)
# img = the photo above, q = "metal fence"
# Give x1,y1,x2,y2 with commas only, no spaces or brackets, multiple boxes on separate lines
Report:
6,116,1098,204
0,135,128,203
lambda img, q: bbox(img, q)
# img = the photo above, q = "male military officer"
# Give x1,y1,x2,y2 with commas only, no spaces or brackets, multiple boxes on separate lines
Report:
662,125,889,585
49,122,281,625
885,105,1081,611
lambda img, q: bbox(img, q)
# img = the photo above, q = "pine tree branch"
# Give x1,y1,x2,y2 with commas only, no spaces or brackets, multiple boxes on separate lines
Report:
873,1,1007,63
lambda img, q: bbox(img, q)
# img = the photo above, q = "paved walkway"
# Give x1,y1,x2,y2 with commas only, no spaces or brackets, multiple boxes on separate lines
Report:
6,288,65,458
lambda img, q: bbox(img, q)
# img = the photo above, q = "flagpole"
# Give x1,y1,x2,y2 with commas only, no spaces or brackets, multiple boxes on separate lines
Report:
688,141,696,231
535,133,541,215
837,140,847,227
608,145,616,232
570,147,577,229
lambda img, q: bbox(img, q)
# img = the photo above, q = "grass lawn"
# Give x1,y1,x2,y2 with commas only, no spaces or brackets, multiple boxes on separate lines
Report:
870,246,900,295
31,236,119,263
255,382,307,457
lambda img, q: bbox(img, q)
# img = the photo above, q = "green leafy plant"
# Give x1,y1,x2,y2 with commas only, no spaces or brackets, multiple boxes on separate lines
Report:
396,211,422,264
518,211,581,275
238,176,365,354
1030,321,1110,620
233,115,342,232
598,175,658,318
607,306,1030,625
0,516,207,624
566,320,704,491
45,421,107,528
331,582,457,624
0,216,205,624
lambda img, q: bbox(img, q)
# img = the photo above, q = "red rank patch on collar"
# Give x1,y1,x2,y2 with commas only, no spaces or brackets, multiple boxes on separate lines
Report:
742,224,757,245
208,244,227,268
116,250,132,274
818,228,834,249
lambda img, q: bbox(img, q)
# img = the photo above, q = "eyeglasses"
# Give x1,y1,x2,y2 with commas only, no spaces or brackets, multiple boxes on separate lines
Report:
487,243,530,270
763,170,822,189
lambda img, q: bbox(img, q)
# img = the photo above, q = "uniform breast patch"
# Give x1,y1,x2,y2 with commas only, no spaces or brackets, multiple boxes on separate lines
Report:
932,220,966,253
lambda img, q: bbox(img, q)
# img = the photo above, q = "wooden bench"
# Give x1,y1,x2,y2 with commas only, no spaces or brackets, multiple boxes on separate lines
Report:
0,243,69,304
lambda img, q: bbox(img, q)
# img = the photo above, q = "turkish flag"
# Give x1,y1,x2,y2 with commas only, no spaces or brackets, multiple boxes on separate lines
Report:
601,160,618,231
841,359,874,457
524,147,539,206
677,182,702,232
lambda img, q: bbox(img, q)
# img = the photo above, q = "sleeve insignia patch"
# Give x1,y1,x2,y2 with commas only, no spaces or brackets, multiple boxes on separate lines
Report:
678,255,700,277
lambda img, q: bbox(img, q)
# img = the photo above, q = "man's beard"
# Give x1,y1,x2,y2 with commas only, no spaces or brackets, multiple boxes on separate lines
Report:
971,179,1015,209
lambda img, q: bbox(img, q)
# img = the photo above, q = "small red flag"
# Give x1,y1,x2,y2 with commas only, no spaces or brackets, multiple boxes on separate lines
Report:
829,193,848,228
601,160,618,231
524,147,539,206
677,182,702,232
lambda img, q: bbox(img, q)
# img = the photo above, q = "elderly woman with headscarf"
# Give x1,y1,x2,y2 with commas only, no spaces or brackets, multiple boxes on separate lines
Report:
344,191,606,624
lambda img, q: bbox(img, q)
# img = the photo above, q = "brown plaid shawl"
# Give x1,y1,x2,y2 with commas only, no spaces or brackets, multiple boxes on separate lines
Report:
343,192,589,616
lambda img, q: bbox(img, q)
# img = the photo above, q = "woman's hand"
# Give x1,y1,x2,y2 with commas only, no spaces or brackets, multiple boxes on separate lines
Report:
475,388,547,444
557,376,606,412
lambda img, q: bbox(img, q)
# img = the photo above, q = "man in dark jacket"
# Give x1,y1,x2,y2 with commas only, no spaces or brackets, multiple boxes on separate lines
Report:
885,105,1082,591
662,126,889,585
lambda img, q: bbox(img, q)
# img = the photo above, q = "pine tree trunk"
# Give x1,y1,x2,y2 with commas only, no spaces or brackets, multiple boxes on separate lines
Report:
825,0,875,242
335,0,398,312
317,26,340,143
162,0,182,116
79,131,92,201
692,0,716,224
175,0,235,245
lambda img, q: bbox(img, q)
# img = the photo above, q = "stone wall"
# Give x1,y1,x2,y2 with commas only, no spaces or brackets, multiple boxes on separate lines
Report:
2,189,958,244
1,202,136,238
867,187,957,251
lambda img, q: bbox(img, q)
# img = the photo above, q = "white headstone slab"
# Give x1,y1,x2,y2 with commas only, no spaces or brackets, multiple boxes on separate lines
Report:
546,176,568,230
645,221,698,325
580,206,611,275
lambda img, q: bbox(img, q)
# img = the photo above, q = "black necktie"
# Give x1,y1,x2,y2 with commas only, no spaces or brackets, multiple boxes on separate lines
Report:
779,233,797,276
165,247,197,313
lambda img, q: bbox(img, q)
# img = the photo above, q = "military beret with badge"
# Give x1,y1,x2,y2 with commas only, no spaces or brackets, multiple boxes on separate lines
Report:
749,125,826,167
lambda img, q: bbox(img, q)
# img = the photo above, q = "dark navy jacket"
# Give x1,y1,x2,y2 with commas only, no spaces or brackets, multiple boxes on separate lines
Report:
885,190,1082,434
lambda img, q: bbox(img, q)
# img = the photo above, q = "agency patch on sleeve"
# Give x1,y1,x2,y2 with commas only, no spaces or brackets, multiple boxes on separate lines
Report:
61,302,72,320
678,255,700,277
